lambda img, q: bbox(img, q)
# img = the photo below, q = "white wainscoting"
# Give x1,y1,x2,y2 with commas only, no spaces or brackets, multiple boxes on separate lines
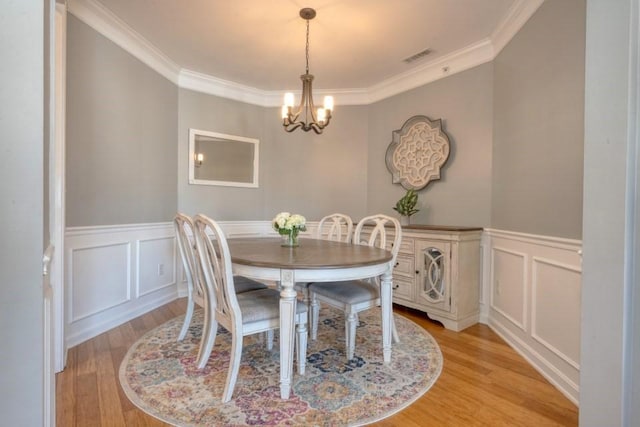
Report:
65,223,177,348
64,220,305,349
483,228,582,405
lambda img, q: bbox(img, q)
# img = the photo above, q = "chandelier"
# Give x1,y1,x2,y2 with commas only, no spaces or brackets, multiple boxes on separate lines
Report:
281,8,334,134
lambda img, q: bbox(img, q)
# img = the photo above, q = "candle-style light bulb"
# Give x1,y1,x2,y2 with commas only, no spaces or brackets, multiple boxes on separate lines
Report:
284,92,294,108
323,96,334,111
281,105,289,119
317,108,326,124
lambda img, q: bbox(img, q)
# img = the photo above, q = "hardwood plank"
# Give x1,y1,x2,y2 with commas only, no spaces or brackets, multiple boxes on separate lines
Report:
123,409,170,426
130,316,148,334
76,372,101,427
110,345,137,413
75,339,96,376
141,310,161,331
107,326,125,349
95,343,126,426
117,321,140,348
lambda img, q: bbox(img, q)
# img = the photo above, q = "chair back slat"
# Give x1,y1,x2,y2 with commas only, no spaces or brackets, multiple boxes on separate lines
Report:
193,214,241,328
317,213,353,243
174,214,205,303
354,214,402,264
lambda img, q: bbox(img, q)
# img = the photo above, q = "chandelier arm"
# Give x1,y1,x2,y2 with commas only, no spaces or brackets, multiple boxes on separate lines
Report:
284,122,303,132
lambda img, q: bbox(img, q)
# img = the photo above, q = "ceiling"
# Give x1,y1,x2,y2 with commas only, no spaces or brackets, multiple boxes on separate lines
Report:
70,0,543,104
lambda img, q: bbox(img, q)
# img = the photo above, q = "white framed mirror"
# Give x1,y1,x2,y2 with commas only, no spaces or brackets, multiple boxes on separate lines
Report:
188,128,259,188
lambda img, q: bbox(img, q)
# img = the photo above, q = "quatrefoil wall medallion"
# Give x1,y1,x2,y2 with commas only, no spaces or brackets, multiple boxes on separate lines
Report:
385,115,451,191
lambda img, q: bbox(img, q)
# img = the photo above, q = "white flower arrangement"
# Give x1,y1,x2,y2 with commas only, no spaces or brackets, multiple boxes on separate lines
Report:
272,212,307,236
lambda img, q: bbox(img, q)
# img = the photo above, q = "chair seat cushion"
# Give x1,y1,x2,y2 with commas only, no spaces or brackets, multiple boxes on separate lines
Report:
309,280,379,304
236,288,307,323
234,275,269,293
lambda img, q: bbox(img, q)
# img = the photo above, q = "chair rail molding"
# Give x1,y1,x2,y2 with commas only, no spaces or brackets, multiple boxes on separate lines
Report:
481,228,582,405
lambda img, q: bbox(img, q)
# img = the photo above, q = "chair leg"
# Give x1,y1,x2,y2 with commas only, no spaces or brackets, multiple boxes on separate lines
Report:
392,315,400,344
345,310,357,360
178,294,194,341
296,315,308,375
310,292,320,340
197,318,218,369
223,333,243,403
302,283,311,332
266,329,274,350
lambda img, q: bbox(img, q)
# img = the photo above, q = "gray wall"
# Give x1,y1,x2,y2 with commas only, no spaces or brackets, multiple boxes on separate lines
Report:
66,15,178,227
581,0,638,424
65,3,585,238
177,89,267,219
178,88,369,222
0,0,45,424
367,64,494,227
491,0,585,239
261,105,369,221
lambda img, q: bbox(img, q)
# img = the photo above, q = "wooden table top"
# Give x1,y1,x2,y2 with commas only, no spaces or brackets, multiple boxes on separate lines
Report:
227,237,392,270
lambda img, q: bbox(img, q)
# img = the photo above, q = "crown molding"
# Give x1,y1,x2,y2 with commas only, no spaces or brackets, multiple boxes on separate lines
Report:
67,0,544,107
367,38,495,103
67,0,181,84
178,69,278,106
491,0,545,55
179,70,377,107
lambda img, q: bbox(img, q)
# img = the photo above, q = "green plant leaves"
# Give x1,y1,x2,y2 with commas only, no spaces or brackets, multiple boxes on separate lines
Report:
393,189,419,217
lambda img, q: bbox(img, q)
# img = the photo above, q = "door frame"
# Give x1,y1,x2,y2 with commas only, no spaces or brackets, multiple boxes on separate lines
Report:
52,1,67,374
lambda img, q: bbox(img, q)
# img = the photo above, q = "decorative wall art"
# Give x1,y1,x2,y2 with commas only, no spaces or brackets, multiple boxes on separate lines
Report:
385,115,451,191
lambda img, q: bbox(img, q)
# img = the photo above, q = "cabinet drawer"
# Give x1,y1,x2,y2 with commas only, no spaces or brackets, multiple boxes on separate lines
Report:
399,237,414,254
393,254,414,278
392,277,414,302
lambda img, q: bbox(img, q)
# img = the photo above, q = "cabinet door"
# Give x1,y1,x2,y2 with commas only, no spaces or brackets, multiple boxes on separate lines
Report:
415,240,451,312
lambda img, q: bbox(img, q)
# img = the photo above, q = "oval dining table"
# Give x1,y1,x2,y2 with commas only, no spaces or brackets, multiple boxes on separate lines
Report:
227,237,395,400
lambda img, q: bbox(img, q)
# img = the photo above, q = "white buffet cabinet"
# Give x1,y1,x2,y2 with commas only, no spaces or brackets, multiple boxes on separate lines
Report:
392,225,482,331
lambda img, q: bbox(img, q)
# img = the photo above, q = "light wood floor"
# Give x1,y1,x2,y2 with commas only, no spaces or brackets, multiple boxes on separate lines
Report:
56,299,578,426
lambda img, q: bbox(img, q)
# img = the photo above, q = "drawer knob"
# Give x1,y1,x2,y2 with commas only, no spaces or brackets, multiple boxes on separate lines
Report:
415,270,420,275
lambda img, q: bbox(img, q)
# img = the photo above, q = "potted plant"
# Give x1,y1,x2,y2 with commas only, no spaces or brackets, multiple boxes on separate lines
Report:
393,189,419,225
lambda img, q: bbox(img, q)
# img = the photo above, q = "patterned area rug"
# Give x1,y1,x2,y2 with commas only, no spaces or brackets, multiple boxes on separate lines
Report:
119,307,442,426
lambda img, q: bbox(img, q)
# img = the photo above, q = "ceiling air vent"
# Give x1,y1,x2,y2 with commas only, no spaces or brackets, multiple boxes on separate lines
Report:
403,48,432,64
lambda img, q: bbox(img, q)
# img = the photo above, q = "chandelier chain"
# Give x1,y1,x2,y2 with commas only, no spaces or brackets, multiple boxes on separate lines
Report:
305,19,310,75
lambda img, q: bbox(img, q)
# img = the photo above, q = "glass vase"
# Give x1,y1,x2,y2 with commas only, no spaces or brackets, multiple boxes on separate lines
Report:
281,231,299,247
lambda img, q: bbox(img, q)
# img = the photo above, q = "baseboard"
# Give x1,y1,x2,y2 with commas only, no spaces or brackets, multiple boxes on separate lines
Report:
65,289,179,348
489,317,579,405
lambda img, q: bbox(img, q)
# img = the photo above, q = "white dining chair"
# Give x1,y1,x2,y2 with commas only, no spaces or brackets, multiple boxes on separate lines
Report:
309,214,401,360
193,213,308,402
295,213,353,307
174,213,267,344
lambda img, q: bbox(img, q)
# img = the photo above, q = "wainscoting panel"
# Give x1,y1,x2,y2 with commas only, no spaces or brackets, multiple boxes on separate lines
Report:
69,242,131,322
531,257,581,369
65,223,179,349
137,237,176,298
490,246,527,331
483,228,582,405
